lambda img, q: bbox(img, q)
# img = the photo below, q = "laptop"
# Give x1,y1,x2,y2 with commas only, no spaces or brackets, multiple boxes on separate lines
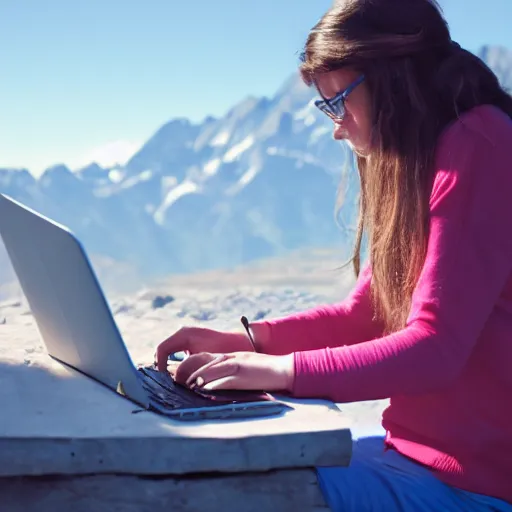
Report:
0,193,291,421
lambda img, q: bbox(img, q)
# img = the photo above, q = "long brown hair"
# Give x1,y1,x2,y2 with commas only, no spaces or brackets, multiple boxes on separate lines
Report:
300,0,512,333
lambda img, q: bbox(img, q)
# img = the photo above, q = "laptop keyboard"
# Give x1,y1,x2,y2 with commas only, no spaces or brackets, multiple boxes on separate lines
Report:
137,365,230,410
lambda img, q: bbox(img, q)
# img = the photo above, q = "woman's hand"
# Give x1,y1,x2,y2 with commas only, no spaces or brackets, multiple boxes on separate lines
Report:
174,351,295,393
154,327,253,372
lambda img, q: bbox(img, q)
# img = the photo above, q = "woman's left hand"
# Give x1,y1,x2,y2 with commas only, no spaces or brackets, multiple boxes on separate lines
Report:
173,351,295,392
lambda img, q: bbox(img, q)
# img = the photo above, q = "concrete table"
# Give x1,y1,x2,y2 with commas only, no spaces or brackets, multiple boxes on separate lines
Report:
0,354,352,511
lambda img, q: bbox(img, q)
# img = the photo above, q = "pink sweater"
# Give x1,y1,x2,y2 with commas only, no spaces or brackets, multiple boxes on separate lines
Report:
254,105,512,503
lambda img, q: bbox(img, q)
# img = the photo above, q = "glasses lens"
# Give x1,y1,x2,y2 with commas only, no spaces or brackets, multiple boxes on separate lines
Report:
315,98,345,121
332,97,345,120
314,102,331,118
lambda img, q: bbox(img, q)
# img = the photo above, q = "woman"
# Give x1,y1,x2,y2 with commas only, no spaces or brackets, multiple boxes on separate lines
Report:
155,0,512,510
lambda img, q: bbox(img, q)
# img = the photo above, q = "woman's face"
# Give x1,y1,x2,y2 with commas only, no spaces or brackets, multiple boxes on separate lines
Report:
314,68,373,157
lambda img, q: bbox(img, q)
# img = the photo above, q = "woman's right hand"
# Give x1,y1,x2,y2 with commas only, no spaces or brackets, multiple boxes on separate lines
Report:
154,326,253,373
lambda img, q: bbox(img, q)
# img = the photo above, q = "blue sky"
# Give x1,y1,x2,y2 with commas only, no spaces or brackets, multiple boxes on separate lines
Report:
0,0,510,175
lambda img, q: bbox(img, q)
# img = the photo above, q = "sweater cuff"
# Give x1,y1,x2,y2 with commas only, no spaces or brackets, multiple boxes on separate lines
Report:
292,349,330,399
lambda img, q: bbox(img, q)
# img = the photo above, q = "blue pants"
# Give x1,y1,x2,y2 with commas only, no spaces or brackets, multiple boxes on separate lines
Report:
316,436,512,512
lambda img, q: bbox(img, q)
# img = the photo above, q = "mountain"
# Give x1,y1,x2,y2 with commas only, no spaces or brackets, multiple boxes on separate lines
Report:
0,45,511,287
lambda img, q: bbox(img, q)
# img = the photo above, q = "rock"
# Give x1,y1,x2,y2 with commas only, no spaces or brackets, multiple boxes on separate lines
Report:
113,302,132,315
190,310,216,321
253,310,270,321
151,295,175,309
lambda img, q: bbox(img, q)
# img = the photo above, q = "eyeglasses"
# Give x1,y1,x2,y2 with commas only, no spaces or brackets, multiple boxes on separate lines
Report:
314,75,365,122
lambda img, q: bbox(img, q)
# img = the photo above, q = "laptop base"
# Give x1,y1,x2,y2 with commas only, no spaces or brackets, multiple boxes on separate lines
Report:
137,366,292,421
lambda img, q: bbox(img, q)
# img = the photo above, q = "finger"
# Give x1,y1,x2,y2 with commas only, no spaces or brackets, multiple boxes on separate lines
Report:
174,352,220,385
202,375,240,391
185,354,229,387
187,358,239,389
155,340,175,372
155,330,189,372
166,361,180,378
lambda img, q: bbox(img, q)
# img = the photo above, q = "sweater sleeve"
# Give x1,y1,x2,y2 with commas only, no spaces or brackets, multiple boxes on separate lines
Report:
291,107,512,403
252,264,384,355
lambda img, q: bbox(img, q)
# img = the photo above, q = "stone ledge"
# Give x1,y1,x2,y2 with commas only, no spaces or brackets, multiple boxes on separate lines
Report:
0,354,352,476
0,429,351,477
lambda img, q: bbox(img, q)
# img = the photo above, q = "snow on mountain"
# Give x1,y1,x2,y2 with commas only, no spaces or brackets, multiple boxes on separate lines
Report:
1,45,511,282
223,135,255,163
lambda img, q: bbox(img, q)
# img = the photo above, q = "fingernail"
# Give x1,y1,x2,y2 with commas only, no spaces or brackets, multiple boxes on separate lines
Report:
195,376,205,387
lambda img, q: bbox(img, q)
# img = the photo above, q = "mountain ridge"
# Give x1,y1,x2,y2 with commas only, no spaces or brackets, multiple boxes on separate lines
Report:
1,45,511,287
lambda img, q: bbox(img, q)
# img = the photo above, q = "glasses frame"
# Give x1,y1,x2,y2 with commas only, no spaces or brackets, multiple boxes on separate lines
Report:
314,74,365,121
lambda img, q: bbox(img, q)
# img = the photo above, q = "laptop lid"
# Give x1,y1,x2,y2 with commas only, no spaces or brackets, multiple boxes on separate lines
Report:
0,193,149,408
